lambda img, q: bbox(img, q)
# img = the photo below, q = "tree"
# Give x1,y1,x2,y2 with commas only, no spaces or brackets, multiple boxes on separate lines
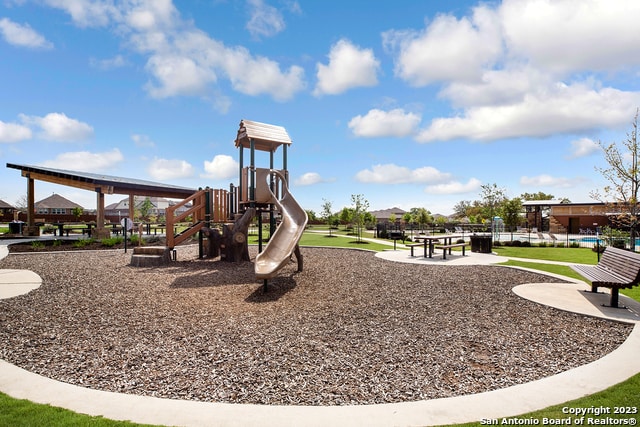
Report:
350,194,369,243
501,197,523,234
72,206,83,221
137,197,154,222
520,192,554,201
321,199,334,237
480,183,506,222
592,109,640,250
339,207,352,228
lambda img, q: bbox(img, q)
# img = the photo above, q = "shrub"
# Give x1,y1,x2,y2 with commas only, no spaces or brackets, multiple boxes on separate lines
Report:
52,240,62,247
511,240,522,247
101,237,123,247
73,238,95,248
456,238,465,244
31,241,45,250
521,241,531,247
570,241,580,248
538,241,547,247
493,240,502,247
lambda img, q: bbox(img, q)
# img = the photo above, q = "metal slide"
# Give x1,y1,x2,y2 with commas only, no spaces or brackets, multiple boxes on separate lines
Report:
255,170,308,280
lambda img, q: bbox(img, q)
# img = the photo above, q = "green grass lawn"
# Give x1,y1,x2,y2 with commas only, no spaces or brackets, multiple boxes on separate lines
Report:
1,234,639,427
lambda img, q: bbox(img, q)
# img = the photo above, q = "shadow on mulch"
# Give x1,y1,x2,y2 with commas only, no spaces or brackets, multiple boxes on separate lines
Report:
245,276,298,303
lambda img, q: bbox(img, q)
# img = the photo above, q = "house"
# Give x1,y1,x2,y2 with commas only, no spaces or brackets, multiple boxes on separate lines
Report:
105,196,191,222
0,199,14,215
370,207,407,224
34,194,83,216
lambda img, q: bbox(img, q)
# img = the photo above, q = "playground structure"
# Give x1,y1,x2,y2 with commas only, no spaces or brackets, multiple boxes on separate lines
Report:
163,119,308,283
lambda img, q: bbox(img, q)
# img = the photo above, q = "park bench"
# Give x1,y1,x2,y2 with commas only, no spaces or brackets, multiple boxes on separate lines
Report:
434,243,466,259
407,242,424,257
570,246,640,308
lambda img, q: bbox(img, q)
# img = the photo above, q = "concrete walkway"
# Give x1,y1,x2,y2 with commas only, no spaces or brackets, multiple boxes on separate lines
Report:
1,243,639,426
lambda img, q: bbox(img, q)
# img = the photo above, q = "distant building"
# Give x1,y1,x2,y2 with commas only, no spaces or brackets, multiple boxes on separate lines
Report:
370,207,407,223
105,196,191,221
0,199,14,215
34,194,83,216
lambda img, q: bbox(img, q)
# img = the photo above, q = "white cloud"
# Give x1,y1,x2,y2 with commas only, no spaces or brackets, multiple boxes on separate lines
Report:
90,54,127,70
43,1,306,102
349,108,421,138
0,120,32,143
43,0,119,28
380,0,640,143
131,134,155,148
40,148,124,172
246,0,285,39
294,172,326,186
424,178,482,195
520,174,586,188
355,164,451,184
416,83,640,142
383,5,501,86
147,158,195,180
222,47,306,101
0,18,53,49
500,0,640,73
19,112,94,142
314,39,380,96
568,137,600,159
144,53,216,98
202,154,238,180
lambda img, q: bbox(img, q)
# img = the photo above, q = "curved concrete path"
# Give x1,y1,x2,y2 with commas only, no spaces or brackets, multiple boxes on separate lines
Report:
0,245,639,426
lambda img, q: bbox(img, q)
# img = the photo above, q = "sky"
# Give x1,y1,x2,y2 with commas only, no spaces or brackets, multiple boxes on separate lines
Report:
1,0,640,216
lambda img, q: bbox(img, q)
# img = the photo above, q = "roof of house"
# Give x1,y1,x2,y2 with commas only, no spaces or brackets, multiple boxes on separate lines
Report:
35,193,83,209
0,199,14,209
370,207,407,218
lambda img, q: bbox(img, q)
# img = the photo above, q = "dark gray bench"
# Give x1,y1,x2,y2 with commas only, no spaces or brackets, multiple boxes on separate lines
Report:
570,246,640,308
434,243,466,259
407,243,424,257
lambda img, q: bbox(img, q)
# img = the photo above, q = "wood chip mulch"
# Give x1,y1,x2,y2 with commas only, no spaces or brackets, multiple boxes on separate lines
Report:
0,246,631,406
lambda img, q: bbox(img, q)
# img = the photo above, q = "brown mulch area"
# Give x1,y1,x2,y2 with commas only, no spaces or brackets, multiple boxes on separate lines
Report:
0,246,631,406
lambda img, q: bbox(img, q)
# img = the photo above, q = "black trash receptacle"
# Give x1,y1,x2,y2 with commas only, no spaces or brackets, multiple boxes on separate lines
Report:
9,221,23,234
470,234,492,253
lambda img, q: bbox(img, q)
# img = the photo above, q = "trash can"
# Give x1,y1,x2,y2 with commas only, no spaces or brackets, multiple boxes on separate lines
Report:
470,234,492,253
9,221,23,234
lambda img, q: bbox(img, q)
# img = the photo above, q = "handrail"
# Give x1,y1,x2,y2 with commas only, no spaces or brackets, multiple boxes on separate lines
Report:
166,189,208,249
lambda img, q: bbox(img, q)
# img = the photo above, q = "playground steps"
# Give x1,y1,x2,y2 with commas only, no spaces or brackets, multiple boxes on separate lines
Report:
130,246,172,267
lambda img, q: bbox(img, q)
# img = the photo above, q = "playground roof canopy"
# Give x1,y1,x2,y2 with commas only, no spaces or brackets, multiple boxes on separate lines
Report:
235,119,292,152
6,163,197,199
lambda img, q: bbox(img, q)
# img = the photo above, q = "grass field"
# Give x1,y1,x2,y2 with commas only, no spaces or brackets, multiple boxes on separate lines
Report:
0,231,638,427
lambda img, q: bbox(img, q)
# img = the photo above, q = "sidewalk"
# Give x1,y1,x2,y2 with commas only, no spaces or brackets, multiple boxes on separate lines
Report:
1,241,639,426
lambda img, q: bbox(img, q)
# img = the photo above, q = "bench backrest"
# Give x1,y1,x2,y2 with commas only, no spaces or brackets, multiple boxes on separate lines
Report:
599,246,640,283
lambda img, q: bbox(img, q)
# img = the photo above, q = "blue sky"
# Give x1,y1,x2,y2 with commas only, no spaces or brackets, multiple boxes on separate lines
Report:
1,0,640,216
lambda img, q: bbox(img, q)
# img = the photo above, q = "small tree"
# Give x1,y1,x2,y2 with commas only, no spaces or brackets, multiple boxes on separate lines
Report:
480,183,507,222
592,109,640,251
321,198,334,237
501,197,522,235
137,197,154,222
72,206,83,221
351,194,369,243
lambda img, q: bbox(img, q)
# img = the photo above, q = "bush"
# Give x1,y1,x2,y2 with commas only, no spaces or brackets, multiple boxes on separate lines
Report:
493,240,502,247
538,241,547,247
456,238,465,244
570,241,580,248
101,237,124,247
521,241,531,247
511,240,522,247
73,238,95,248
31,241,45,250
52,239,62,247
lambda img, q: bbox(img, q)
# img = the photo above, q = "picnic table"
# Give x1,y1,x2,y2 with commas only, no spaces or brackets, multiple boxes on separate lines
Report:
409,234,464,258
